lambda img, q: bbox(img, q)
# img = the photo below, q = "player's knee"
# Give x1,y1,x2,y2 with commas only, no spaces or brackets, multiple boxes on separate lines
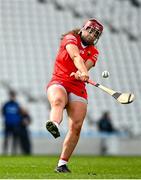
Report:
51,98,65,108
71,121,82,136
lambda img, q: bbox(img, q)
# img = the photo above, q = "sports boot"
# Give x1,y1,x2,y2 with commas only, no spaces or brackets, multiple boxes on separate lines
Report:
46,121,60,138
55,165,71,173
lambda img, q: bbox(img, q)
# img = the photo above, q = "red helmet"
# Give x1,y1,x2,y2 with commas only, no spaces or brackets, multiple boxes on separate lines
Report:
80,18,103,45
83,18,103,33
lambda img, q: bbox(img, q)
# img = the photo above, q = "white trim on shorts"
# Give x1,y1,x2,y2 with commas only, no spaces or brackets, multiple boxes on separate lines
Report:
68,92,88,104
47,84,87,104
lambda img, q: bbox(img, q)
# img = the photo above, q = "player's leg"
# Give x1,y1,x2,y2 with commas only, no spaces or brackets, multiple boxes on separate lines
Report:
12,126,19,155
3,126,9,154
55,94,87,172
61,101,87,160
46,84,68,138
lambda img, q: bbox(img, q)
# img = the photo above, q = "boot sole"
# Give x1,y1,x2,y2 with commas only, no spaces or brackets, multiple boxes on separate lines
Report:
46,121,60,138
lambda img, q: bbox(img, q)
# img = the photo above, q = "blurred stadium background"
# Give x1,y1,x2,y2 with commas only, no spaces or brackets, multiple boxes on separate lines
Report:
0,0,141,155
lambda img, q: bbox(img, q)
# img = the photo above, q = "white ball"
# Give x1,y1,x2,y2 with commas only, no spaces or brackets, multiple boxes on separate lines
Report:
102,70,110,78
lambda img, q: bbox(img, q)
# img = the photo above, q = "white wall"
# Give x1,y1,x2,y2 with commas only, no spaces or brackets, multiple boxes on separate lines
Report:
1,135,141,155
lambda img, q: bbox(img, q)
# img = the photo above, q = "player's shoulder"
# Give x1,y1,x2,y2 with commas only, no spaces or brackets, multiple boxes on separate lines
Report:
61,33,78,47
90,45,99,55
63,34,78,42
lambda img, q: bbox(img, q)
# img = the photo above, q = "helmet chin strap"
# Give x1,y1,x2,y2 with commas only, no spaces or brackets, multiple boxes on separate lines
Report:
93,38,99,45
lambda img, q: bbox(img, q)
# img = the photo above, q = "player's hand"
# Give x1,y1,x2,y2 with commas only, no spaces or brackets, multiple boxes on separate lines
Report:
80,72,89,82
70,71,81,80
70,71,89,82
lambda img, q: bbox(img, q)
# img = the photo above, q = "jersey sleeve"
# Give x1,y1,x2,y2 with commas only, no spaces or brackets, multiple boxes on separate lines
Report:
88,49,99,66
62,34,78,47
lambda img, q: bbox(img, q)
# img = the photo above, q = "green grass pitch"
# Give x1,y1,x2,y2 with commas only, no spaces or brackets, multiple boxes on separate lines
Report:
0,155,141,179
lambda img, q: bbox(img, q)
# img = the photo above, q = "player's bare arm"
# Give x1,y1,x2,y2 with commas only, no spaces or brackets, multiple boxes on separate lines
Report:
66,44,89,81
70,60,94,80
85,59,95,70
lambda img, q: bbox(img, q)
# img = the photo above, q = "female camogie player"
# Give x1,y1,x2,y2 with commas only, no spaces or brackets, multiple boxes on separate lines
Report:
46,18,103,173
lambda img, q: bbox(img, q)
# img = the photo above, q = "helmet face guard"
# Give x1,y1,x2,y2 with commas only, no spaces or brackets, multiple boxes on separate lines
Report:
80,19,103,45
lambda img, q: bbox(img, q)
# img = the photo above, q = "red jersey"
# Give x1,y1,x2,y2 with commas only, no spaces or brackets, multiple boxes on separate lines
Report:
48,34,99,99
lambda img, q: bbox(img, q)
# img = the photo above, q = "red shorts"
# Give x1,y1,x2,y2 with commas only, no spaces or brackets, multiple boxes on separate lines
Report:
47,78,88,100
